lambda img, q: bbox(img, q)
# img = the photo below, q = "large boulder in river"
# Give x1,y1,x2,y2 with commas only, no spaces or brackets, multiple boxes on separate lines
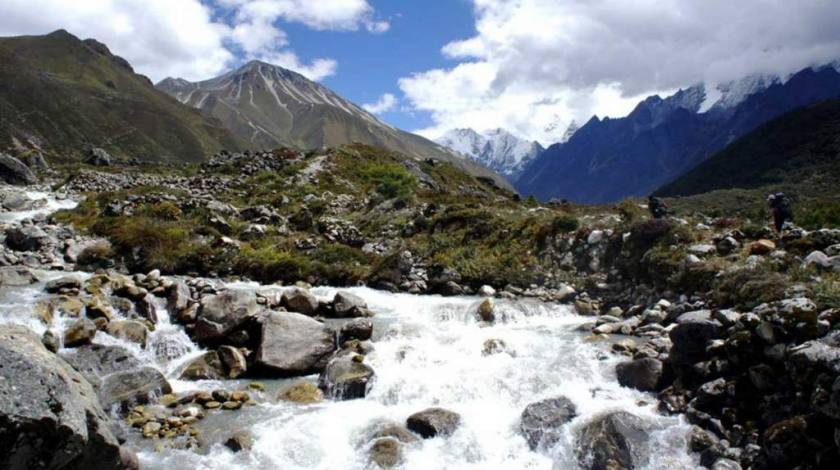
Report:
63,318,98,348
281,287,319,316
61,344,142,388
332,291,367,317
668,310,722,365
179,351,227,380
194,290,260,343
254,311,336,375
99,367,171,408
616,357,664,392
406,408,461,438
5,225,50,251
0,325,125,469
576,411,651,470
318,351,375,400
0,152,37,185
520,396,578,450
105,320,148,347
0,266,40,286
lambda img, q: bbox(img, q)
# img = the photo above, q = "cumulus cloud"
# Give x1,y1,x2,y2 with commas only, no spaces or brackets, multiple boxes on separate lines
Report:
0,0,387,82
362,93,398,114
401,0,840,144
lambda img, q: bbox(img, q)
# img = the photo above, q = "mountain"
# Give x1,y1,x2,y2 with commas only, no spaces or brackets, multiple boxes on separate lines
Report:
657,98,840,197
157,61,510,189
435,128,544,181
516,65,840,203
0,30,241,162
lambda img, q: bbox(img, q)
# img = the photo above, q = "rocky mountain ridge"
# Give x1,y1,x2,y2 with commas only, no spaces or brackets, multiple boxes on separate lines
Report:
435,128,544,182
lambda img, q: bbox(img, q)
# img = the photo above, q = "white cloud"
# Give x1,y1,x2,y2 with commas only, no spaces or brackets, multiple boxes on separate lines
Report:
362,93,398,114
400,0,840,145
0,0,387,82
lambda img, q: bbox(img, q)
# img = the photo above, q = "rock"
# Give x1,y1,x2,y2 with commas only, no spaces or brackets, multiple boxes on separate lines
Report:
218,345,247,379
63,318,98,347
332,291,367,317
406,408,461,438
749,239,776,255
281,287,320,316
167,280,192,317
803,250,840,272
0,325,124,469
0,266,40,286
688,425,719,452
254,311,335,375
84,147,112,166
0,152,37,185
688,244,716,256
105,320,148,347
179,351,227,380
99,367,172,408
42,330,59,353
668,311,721,365
5,225,50,251
277,382,323,404
135,294,158,323
616,358,664,392
712,458,742,470
477,298,495,322
318,352,375,400
716,236,739,255
61,344,142,387
520,396,577,450
44,276,82,294
763,415,816,468
339,318,373,344
478,285,496,297
576,412,650,470
224,431,253,452
482,338,512,356
194,290,260,343
369,437,402,468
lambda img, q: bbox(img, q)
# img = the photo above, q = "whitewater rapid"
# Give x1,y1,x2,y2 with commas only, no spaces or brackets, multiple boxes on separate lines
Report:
0,190,700,469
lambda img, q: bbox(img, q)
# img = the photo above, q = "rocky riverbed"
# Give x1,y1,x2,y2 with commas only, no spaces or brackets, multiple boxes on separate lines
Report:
2,171,840,470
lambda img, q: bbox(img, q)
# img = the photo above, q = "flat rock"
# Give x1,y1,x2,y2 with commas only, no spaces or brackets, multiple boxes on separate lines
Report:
254,311,335,375
406,408,461,438
99,367,172,408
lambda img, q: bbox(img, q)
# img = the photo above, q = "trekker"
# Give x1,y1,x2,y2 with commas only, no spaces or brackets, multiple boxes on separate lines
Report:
648,196,669,219
767,192,793,232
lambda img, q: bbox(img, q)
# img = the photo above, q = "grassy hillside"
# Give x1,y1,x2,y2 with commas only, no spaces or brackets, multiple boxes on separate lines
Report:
658,99,840,197
0,30,242,163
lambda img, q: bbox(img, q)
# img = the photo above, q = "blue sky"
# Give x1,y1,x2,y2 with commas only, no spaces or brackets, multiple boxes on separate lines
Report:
2,0,839,145
274,1,476,131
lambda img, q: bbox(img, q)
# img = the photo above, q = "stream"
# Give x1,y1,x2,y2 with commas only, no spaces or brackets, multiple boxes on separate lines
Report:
0,188,700,470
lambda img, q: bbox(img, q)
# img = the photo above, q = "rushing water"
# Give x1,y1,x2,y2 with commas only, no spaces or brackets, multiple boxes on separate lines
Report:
0,189,700,470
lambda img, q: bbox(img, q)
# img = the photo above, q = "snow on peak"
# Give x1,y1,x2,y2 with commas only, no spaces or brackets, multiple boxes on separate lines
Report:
699,73,781,113
436,128,543,180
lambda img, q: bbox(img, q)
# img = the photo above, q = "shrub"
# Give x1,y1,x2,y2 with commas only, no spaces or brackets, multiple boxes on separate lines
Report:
617,199,646,225
146,201,182,221
714,267,790,309
797,200,840,230
361,163,416,199
551,214,580,234
813,274,840,310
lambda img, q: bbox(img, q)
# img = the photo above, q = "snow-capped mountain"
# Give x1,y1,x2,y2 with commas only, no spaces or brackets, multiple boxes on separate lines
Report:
435,128,544,181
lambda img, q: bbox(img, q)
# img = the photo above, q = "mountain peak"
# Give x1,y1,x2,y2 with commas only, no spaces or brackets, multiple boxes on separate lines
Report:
436,127,543,181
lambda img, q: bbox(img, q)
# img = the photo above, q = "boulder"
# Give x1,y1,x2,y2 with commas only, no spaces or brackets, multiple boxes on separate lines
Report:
167,280,192,317
105,320,148,347
5,225,50,251
277,381,323,404
339,318,373,344
369,437,402,468
254,311,335,375
84,147,112,166
63,318,98,348
749,239,776,255
224,431,253,452
615,357,664,392
576,412,651,470
99,367,171,408
478,285,496,297
520,396,577,450
668,311,721,365
61,344,142,388
45,276,82,294
318,352,375,400
477,298,495,322
179,351,227,380
332,291,367,317
218,345,247,379
0,325,124,469
406,408,461,438
0,266,40,286
282,287,320,316
0,152,37,185
194,290,260,343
